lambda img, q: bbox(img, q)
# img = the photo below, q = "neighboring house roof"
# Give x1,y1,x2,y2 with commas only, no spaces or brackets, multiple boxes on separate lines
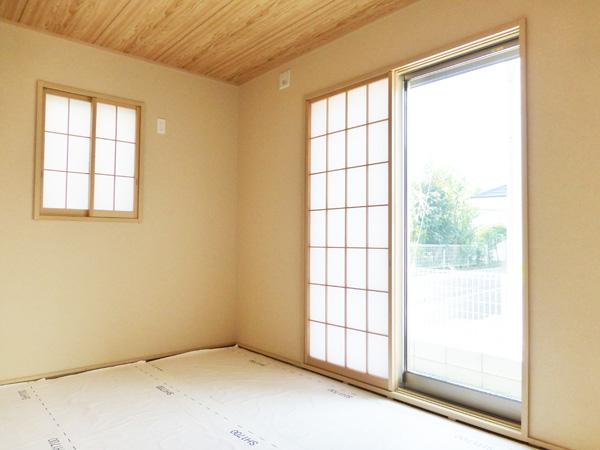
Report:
471,185,507,198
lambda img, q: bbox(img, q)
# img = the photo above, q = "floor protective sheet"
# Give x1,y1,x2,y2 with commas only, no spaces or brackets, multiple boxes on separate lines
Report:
0,346,534,450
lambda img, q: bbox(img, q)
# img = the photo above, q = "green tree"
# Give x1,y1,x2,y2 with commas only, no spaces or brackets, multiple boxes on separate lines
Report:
410,169,476,246
474,225,507,266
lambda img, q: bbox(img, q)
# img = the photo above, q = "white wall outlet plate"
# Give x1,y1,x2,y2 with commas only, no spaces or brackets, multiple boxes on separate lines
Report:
157,118,166,134
279,70,291,90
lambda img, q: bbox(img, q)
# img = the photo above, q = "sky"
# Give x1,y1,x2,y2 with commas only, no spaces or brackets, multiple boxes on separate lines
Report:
406,56,521,194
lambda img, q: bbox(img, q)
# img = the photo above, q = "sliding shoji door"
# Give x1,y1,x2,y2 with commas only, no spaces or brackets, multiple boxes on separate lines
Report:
306,76,390,388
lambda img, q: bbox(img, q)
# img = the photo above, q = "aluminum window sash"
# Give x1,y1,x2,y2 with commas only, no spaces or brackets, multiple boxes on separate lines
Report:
405,39,519,89
404,372,521,423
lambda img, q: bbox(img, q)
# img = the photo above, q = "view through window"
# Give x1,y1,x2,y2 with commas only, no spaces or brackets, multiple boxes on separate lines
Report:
403,41,523,417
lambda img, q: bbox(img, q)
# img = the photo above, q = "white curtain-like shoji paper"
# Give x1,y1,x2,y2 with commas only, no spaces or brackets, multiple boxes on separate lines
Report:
94,103,137,212
307,77,390,383
43,94,92,209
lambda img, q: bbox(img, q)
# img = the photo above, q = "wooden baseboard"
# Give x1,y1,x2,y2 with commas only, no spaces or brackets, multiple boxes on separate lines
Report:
0,341,236,386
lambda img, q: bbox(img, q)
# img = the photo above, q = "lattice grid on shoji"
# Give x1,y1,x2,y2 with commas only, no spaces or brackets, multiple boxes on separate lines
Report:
307,77,390,384
43,93,92,210
41,91,138,214
94,103,137,212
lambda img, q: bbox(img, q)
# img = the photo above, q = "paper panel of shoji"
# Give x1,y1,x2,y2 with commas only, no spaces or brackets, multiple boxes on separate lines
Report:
94,103,137,212
307,77,390,383
43,93,92,210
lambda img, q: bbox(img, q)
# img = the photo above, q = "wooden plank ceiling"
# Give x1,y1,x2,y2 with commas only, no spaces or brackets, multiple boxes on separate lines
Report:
0,0,416,84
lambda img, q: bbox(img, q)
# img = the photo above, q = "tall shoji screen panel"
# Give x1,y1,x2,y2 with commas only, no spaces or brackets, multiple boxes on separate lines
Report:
306,76,390,388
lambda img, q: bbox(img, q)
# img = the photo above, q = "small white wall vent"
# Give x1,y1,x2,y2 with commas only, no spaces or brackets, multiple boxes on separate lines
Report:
279,70,291,90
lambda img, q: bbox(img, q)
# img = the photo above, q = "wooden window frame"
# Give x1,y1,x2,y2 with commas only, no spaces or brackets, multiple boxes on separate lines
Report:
34,80,143,222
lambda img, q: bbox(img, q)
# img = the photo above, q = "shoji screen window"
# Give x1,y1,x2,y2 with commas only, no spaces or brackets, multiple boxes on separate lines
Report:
35,82,141,220
307,77,390,388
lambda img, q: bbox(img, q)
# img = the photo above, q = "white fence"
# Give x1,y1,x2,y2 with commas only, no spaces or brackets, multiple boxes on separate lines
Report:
408,267,505,320
410,243,503,269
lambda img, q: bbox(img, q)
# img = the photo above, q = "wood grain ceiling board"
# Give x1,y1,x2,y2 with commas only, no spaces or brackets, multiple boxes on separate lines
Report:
157,0,315,73
155,0,271,66
0,0,417,84
0,0,28,20
94,0,231,59
205,0,417,84
199,0,368,78
17,0,131,43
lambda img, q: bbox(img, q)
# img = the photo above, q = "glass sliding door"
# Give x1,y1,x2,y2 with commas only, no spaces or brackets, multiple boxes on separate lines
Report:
400,39,523,421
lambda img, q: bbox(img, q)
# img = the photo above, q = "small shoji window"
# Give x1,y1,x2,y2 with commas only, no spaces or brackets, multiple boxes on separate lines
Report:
306,76,390,388
35,81,142,220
